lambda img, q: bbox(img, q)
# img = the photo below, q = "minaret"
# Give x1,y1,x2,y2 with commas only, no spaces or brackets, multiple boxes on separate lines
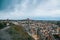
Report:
27,18,30,27
27,18,31,32
6,19,9,26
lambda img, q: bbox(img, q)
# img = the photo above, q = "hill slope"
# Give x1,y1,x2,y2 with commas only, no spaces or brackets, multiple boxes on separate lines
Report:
7,25,34,40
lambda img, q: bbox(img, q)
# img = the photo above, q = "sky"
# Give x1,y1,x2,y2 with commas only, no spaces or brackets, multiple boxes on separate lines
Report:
0,0,60,20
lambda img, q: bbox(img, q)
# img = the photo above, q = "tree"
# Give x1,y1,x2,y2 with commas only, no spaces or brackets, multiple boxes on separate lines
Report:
0,22,6,29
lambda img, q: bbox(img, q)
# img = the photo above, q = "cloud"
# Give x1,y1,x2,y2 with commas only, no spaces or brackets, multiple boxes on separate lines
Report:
0,0,60,20
30,0,60,17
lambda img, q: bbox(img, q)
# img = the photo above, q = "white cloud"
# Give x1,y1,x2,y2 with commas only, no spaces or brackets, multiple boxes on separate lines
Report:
30,0,60,17
0,0,60,20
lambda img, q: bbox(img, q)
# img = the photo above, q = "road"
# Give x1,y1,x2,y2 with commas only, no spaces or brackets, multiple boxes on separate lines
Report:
0,26,12,40
0,26,10,31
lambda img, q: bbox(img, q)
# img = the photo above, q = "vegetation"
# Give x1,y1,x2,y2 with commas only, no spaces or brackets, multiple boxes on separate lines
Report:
53,35,60,40
0,22,7,29
56,21,60,27
7,25,34,40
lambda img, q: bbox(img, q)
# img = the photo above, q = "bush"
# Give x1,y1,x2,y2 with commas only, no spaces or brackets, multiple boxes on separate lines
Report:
7,25,34,40
0,22,6,29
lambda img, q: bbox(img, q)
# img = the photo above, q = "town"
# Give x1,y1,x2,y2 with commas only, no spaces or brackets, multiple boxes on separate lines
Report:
0,18,60,40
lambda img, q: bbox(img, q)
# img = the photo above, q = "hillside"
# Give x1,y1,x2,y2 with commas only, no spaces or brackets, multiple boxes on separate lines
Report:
0,22,7,29
7,24,34,40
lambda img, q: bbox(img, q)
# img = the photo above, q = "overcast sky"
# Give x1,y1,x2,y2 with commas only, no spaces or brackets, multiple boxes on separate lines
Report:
0,0,60,20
